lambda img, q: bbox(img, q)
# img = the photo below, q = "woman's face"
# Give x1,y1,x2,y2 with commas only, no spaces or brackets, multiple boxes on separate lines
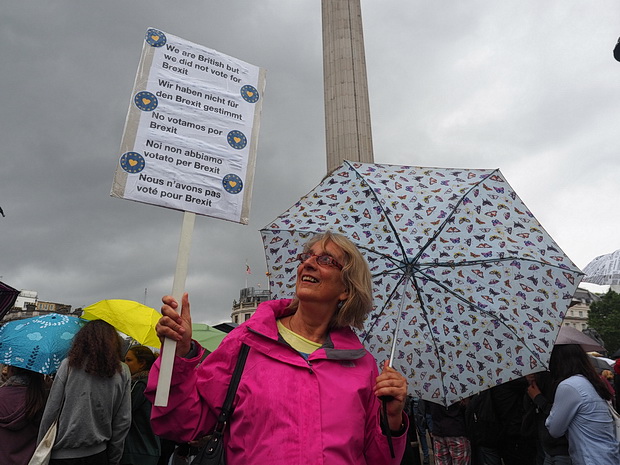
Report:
295,240,349,308
124,350,145,375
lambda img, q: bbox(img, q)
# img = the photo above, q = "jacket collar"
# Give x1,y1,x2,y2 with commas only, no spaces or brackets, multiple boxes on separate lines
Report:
244,299,368,360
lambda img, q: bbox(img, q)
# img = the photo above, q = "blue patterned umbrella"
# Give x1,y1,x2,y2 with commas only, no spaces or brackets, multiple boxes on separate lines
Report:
261,161,583,406
0,313,85,374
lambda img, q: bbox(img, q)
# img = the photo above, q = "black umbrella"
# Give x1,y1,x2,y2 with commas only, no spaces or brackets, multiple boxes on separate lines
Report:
0,281,19,321
555,325,604,352
588,355,613,374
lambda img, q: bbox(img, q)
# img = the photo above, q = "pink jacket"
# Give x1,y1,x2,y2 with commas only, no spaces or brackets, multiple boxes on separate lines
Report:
146,299,407,464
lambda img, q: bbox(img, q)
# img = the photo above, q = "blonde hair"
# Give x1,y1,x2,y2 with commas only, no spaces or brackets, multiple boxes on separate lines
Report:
288,231,373,330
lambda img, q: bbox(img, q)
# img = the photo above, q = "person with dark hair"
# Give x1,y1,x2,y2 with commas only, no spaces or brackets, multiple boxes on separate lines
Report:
491,378,537,465
526,371,570,465
1,363,9,384
146,231,409,464
600,369,617,409
545,344,619,464
466,378,536,465
37,319,131,465
614,358,620,410
121,345,160,465
0,366,47,464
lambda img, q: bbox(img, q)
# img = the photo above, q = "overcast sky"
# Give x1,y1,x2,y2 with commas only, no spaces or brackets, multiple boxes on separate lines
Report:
1,1,619,325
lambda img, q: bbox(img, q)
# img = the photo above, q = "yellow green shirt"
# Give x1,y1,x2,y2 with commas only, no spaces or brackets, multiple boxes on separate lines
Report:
277,319,322,358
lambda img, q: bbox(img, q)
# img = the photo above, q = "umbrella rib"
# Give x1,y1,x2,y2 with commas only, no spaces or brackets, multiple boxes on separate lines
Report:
346,161,409,259
411,169,500,264
412,267,550,369
406,273,454,400
360,272,410,346
417,256,581,276
363,269,455,401
358,246,412,274
365,255,556,381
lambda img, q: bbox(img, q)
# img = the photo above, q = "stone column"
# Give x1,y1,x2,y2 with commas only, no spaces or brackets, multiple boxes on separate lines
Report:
322,0,374,173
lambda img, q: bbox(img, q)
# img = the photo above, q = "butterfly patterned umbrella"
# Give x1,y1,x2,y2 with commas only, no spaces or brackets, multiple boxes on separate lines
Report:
261,161,583,406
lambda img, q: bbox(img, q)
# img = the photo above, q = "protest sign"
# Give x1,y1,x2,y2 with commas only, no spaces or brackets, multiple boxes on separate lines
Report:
111,28,266,406
112,28,266,224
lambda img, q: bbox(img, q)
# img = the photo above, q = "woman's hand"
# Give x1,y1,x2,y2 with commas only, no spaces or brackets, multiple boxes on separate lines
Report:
374,361,408,431
527,379,542,400
156,293,193,357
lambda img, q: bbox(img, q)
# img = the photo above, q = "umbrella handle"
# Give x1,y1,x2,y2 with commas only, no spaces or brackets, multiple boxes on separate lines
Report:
380,397,396,458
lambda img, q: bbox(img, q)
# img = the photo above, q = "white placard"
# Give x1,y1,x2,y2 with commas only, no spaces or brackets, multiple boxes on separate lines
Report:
111,28,266,224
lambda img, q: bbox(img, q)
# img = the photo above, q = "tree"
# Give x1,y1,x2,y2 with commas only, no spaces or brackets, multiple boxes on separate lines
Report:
588,290,620,355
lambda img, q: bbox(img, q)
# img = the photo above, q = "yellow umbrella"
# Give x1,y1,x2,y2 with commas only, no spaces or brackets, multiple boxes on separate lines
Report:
82,299,161,348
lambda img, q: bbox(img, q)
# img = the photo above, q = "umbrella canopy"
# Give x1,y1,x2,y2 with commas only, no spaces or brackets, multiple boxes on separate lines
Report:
555,325,605,352
588,355,613,373
0,313,85,374
261,161,583,406
82,300,161,348
192,323,226,352
0,281,20,321
582,249,620,287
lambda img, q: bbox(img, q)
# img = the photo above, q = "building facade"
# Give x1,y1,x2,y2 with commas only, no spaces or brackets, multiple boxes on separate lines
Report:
2,290,76,323
231,287,271,324
13,290,38,311
563,287,600,330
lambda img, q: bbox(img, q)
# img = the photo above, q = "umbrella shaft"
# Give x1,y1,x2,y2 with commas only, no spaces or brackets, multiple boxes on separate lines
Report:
387,295,406,368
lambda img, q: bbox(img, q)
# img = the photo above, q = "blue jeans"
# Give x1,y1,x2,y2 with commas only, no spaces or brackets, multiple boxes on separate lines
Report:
417,429,430,459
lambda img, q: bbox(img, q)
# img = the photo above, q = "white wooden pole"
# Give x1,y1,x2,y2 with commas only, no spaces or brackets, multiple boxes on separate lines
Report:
154,211,196,407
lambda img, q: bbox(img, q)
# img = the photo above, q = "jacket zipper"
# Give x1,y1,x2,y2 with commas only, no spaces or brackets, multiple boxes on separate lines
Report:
248,325,316,374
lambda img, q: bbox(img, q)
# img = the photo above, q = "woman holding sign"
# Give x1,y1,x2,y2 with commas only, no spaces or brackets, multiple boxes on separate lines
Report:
145,231,408,464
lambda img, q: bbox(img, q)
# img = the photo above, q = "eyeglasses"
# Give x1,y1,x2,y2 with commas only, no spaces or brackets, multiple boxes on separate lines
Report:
297,252,343,270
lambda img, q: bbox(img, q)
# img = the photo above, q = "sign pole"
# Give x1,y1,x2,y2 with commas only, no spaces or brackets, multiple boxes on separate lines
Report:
154,210,195,407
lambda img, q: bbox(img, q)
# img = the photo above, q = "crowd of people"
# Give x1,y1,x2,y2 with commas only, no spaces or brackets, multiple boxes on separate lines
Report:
0,319,164,465
1,232,619,465
401,344,620,465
